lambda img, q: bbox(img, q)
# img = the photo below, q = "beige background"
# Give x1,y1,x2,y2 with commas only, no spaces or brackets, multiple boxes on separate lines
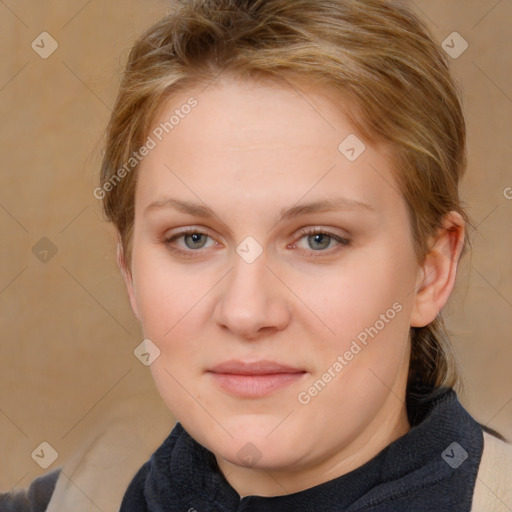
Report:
0,0,511,495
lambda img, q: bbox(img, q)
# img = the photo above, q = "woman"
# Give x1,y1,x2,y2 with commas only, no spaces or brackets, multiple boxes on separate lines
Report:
105,0,512,509
4,0,512,510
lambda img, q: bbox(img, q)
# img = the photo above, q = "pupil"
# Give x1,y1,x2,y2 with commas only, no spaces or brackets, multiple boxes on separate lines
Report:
309,233,330,250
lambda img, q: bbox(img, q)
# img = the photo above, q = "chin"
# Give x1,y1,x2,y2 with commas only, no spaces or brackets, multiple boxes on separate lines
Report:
216,442,300,471
207,422,305,468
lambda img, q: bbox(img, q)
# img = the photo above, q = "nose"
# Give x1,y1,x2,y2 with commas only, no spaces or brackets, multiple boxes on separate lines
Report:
213,254,292,340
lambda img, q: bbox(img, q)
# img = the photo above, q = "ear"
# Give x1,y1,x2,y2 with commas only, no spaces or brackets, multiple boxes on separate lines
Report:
410,211,465,328
116,238,141,321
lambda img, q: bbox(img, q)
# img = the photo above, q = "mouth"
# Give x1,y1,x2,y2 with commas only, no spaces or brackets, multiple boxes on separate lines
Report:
207,359,307,398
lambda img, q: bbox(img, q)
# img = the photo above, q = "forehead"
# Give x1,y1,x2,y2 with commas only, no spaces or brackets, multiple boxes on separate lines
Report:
150,76,361,161
135,76,403,219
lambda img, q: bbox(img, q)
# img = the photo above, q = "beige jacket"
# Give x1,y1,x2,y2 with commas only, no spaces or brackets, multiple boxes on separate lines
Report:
46,390,512,512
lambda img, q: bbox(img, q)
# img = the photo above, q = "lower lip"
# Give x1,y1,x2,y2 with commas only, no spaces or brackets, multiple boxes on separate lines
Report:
208,372,306,398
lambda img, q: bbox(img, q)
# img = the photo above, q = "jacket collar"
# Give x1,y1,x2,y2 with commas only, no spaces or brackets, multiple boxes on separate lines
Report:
122,387,483,511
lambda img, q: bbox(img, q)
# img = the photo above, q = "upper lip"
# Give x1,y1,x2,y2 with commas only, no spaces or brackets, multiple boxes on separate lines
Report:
208,359,305,375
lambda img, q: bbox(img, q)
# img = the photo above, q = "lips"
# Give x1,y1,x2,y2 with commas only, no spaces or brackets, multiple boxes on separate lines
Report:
208,359,305,375
207,359,306,398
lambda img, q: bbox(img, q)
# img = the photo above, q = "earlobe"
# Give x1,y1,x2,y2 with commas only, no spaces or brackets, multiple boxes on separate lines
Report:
410,211,465,328
116,239,141,321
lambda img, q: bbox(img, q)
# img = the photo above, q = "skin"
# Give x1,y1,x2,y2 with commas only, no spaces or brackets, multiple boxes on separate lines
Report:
119,75,465,497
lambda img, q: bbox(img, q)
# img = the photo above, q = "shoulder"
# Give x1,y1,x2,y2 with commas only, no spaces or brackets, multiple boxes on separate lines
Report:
0,469,60,512
46,387,174,512
472,431,512,511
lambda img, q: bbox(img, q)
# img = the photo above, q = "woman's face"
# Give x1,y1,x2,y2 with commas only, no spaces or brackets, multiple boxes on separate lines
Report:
125,76,427,493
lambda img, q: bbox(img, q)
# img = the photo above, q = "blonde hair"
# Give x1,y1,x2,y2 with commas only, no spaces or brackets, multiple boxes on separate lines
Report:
100,0,471,393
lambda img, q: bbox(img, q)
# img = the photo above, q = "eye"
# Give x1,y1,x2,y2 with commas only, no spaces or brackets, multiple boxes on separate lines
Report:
163,228,218,256
291,228,350,254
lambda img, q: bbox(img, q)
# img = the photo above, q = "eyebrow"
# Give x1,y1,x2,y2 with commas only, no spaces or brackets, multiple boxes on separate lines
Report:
144,198,213,217
278,197,375,221
144,196,375,223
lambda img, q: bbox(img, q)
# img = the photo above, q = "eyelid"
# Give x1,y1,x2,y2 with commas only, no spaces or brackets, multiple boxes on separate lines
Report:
296,226,350,240
163,226,216,241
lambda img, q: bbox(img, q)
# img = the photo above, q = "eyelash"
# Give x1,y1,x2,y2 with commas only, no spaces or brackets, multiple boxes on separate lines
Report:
162,227,351,258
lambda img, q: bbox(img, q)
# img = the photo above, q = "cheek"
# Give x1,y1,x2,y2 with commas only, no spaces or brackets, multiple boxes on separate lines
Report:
298,270,411,429
131,250,213,412
300,243,416,392
131,246,209,338
309,255,413,337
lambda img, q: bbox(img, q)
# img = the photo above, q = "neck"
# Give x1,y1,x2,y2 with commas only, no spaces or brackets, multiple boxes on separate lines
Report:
215,393,411,498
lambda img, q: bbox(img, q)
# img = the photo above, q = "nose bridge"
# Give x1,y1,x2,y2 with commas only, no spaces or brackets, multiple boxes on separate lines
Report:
226,251,272,307
214,249,290,337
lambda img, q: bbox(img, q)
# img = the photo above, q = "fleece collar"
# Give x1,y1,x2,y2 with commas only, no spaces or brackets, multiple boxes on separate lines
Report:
120,387,483,512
